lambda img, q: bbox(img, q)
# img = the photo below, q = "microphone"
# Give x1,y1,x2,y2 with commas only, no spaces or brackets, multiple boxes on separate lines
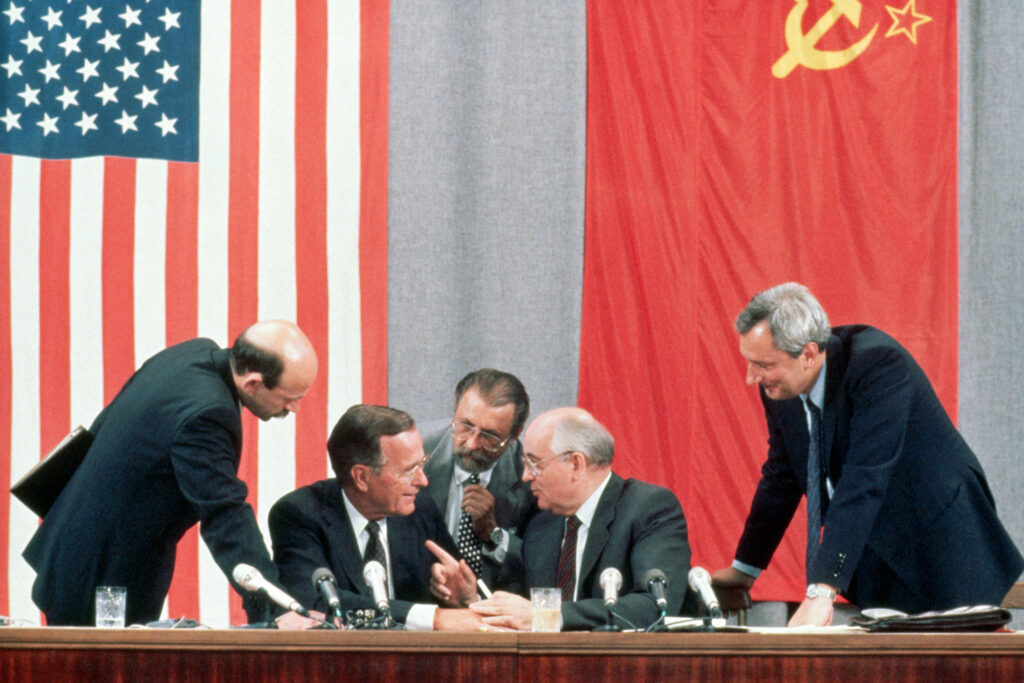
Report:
363,560,390,613
312,567,344,619
600,567,623,606
233,563,310,617
643,568,669,612
688,566,723,618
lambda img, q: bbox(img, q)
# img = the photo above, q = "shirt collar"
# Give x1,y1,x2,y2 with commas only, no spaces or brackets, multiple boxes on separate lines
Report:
453,461,494,488
805,357,827,411
341,487,387,538
573,471,613,529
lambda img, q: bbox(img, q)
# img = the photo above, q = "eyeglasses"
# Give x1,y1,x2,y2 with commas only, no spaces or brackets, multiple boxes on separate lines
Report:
450,420,513,454
378,455,430,483
521,451,573,476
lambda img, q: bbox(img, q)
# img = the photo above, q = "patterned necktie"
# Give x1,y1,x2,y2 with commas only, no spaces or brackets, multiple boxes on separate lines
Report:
805,400,824,571
556,515,581,602
456,473,483,575
364,520,389,591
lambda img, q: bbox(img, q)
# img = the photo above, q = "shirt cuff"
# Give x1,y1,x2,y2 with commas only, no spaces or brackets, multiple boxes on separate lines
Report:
404,604,438,631
480,527,509,564
731,559,762,578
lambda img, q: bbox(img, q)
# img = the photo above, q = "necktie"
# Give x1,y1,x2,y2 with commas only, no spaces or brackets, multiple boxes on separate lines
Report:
556,516,580,602
805,400,824,571
456,473,483,575
364,520,388,591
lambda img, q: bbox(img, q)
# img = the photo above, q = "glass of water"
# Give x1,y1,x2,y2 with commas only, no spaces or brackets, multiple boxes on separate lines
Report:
530,587,562,632
95,586,127,628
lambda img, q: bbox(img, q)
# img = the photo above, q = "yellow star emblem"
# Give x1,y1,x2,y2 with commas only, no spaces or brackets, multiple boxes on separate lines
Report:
884,0,933,45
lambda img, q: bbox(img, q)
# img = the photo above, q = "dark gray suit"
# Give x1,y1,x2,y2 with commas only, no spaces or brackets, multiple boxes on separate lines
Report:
421,423,537,591
268,479,459,623
23,339,278,625
736,325,1023,612
524,473,692,630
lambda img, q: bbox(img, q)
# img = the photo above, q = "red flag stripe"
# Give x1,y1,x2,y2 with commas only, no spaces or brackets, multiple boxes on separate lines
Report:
294,0,330,487
38,161,72,458
164,162,200,621
359,0,389,406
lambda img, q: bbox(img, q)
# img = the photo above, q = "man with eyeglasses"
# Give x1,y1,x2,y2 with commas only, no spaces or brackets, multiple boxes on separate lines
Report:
421,369,537,592
268,404,487,630
429,407,693,631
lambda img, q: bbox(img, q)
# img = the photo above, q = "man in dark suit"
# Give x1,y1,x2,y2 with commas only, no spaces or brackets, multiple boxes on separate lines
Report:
713,282,1024,627
269,404,486,630
431,407,692,631
23,320,318,626
421,368,536,592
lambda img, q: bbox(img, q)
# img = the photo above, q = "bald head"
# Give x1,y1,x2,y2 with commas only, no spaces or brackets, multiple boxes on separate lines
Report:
230,320,318,421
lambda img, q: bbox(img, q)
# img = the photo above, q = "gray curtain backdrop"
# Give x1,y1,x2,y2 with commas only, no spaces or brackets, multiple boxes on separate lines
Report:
959,1,1024,564
388,2,1024,570
387,1,587,423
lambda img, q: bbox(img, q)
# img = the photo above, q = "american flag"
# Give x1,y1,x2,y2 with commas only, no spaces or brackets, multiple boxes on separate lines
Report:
1,0,387,627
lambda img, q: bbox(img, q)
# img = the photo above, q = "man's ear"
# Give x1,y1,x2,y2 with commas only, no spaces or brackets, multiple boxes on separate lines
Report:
800,342,820,369
350,464,372,492
238,372,264,395
568,451,587,478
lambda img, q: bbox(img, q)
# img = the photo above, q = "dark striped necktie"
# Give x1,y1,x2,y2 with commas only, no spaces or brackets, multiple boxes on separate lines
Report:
805,400,825,572
556,515,581,602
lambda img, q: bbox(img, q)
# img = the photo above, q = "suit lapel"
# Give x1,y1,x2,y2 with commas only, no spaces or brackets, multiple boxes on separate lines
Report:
423,437,454,515
578,473,621,591
488,440,523,522
387,515,419,597
822,334,845,472
326,491,371,596
528,513,564,587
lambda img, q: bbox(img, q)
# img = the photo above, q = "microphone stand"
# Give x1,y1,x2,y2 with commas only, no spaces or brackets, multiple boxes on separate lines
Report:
593,605,621,632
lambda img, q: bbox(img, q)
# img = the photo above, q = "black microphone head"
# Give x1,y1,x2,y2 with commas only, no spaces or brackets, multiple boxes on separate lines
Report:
312,566,337,588
643,568,668,588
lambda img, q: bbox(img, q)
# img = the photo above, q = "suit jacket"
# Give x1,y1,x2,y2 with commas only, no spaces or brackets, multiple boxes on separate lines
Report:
524,472,692,631
736,325,1023,612
23,339,278,626
421,422,537,590
269,478,460,623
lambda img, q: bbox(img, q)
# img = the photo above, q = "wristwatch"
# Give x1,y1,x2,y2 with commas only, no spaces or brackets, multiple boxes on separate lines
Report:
486,526,506,550
805,583,838,601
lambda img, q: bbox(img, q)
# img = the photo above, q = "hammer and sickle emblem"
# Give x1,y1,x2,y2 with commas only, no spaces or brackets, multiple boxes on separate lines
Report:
772,0,879,78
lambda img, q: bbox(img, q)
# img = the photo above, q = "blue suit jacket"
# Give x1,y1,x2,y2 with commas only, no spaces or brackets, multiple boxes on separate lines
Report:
269,479,460,623
736,325,1023,612
23,339,278,625
524,472,692,630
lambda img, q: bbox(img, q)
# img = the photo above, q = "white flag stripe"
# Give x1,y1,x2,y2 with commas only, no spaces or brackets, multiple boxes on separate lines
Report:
327,1,364,429
195,0,233,629
68,157,105,429
256,1,298,549
8,157,41,621
134,158,168,368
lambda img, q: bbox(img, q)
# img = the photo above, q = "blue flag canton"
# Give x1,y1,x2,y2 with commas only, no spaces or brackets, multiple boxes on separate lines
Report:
0,1,199,161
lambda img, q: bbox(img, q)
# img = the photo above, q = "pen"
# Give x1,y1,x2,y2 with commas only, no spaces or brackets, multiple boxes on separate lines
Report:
477,578,493,599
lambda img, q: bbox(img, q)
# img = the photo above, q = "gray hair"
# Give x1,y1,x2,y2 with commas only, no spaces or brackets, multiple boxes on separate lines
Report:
548,408,615,466
735,282,831,357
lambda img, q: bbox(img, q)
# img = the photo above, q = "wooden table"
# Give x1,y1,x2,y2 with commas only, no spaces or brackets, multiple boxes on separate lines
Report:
2,627,1023,681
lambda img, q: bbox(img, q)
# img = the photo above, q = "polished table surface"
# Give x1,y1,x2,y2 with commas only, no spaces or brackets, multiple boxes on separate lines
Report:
2,627,1023,681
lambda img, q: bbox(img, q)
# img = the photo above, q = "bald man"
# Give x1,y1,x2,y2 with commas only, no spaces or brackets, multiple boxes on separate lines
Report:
24,321,318,626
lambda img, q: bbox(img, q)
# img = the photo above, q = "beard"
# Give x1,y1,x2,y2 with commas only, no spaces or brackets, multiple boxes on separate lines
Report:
454,445,497,475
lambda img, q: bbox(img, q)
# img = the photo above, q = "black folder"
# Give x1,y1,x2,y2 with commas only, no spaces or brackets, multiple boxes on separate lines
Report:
10,426,93,518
